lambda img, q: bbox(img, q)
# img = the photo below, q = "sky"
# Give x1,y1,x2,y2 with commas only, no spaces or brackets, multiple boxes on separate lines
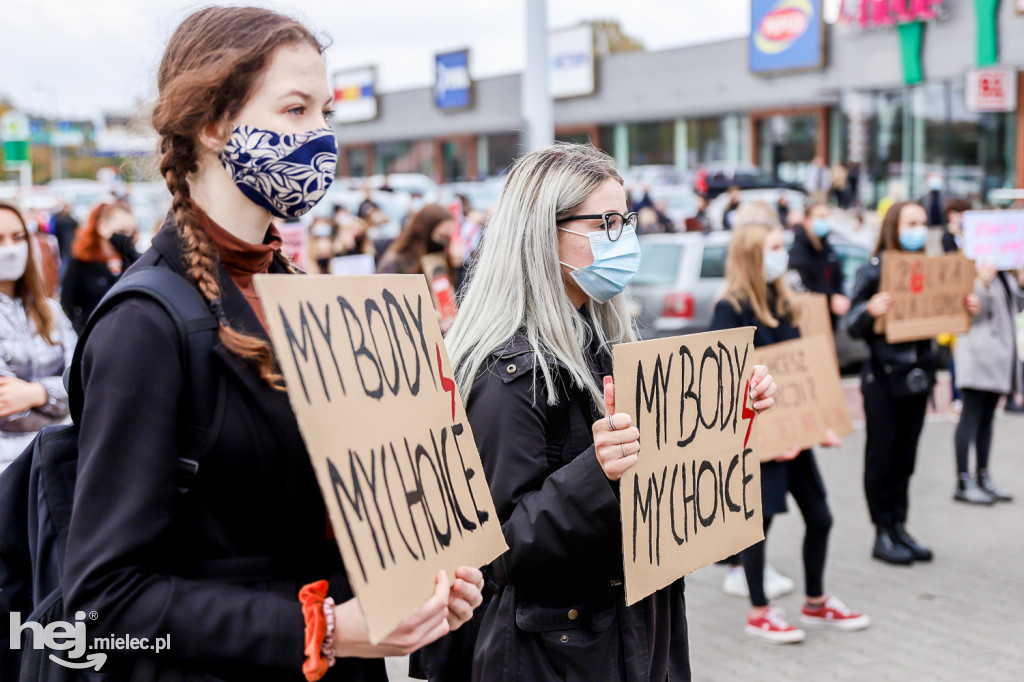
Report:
1,0,841,121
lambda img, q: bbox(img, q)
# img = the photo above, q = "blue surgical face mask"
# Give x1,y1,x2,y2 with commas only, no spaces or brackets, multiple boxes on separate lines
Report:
220,125,338,220
812,218,831,238
764,249,789,283
899,226,928,252
559,226,641,303
927,176,943,192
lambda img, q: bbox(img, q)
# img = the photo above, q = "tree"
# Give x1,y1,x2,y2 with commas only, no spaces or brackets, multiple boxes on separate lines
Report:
588,19,645,55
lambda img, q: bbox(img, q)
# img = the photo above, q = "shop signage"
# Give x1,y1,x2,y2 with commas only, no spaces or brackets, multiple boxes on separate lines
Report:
332,66,378,123
837,0,943,28
435,49,472,111
750,0,825,74
549,24,595,99
965,68,1018,113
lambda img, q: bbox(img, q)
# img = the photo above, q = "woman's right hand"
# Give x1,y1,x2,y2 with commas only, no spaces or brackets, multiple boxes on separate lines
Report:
977,262,998,288
866,292,893,318
334,570,451,658
593,377,641,481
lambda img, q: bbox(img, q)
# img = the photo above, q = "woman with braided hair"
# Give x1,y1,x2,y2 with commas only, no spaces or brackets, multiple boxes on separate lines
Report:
62,7,483,681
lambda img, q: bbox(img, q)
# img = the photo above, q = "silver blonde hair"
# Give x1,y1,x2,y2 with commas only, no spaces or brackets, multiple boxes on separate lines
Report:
446,143,638,409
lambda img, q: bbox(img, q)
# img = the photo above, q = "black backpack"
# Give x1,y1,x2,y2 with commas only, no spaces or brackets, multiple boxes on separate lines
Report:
0,266,225,680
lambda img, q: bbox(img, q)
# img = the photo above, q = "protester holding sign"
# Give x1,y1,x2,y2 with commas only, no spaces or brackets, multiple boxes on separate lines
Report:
711,204,868,644
62,9,481,680
847,202,981,565
952,262,1022,504
443,144,777,681
787,203,850,324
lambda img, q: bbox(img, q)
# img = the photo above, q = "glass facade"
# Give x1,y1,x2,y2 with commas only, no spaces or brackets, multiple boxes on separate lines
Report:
628,122,675,166
484,132,519,177
756,114,818,186
373,140,433,176
686,117,726,167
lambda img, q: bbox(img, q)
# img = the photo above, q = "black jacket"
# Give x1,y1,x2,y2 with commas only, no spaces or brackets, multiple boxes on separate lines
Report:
789,226,844,299
63,223,382,681
467,326,689,682
61,234,141,333
709,296,816,517
845,255,936,389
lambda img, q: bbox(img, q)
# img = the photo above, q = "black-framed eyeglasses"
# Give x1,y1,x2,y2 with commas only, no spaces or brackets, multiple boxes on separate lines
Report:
556,211,638,241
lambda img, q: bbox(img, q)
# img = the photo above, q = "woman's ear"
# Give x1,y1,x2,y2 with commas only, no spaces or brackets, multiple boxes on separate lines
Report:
196,119,232,155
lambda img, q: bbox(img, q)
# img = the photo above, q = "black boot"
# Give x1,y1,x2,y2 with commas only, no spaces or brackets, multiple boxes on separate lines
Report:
892,523,933,562
954,473,995,505
872,526,914,565
977,470,1014,502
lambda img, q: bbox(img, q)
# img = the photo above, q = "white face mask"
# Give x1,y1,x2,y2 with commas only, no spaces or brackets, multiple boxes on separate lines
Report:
0,242,29,282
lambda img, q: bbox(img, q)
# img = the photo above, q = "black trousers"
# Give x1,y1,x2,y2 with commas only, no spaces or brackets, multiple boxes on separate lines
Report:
741,452,832,608
861,374,929,528
954,388,1001,475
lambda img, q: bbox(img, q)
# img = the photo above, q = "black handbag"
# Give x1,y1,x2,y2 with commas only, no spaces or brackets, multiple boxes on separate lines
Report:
872,339,935,398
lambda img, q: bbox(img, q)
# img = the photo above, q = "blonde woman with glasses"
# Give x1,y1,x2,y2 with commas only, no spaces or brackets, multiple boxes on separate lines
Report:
432,144,777,682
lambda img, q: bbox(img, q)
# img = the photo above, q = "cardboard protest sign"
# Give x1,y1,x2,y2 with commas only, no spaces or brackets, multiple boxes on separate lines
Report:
421,254,458,323
874,252,975,343
254,274,507,643
792,293,836,363
613,327,764,606
962,210,1024,271
277,222,309,272
755,335,853,461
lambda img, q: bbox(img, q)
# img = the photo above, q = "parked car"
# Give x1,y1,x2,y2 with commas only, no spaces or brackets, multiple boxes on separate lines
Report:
629,231,870,371
706,187,807,231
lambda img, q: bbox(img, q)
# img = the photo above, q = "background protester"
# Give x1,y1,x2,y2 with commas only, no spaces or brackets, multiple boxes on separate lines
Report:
438,143,777,682
0,201,76,472
787,203,850,324
61,200,140,332
953,262,1022,504
919,172,947,228
805,155,831,204
61,8,480,680
377,203,457,277
941,198,971,253
711,204,868,644
50,200,79,267
722,185,742,230
846,202,974,565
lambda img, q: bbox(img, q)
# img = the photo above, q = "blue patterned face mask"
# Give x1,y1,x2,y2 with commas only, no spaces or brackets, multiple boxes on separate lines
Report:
220,125,338,220
559,226,642,303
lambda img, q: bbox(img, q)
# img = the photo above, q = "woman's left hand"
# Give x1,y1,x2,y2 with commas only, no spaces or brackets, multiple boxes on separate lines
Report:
748,365,777,414
820,429,842,448
965,293,981,316
446,566,484,631
0,377,47,417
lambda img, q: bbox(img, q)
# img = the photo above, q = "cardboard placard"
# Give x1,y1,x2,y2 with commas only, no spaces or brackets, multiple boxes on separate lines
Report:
421,254,458,322
755,335,853,461
962,210,1024,271
613,327,764,606
874,252,975,343
792,293,836,363
254,274,507,643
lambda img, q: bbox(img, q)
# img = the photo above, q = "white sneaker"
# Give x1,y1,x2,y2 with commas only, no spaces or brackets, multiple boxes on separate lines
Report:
765,565,796,599
722,565,748,597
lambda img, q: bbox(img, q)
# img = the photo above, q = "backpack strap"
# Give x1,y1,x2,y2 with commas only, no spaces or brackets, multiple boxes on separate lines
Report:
67,267,223,494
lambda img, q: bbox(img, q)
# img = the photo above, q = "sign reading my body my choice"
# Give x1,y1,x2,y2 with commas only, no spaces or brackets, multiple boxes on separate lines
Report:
614,327,764,606
254,274,507,643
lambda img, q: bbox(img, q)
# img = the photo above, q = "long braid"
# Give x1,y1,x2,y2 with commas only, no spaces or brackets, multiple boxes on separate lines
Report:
158,138,285,388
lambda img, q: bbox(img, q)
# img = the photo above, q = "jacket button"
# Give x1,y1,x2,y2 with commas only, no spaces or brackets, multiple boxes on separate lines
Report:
506,363,517,374
560,634,569,643
567,609,579,621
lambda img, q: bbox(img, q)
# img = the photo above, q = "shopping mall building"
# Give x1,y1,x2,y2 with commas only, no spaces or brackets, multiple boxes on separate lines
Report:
332,1,1023,206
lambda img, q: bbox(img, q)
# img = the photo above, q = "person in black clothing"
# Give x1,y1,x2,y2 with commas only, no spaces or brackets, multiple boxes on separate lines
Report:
787,203,850,327
722,185,742,230
941,197,971,253
62,8,482,680
60,200,141,332
439,144,779,681
919,172,946,228
710,204,868,644
846,201,980,565
50,201,79,266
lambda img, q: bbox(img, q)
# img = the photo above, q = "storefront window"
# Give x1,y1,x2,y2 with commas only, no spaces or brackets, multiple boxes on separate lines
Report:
686,117,725,166
756,114,817,185
485,133,519,177
374,140,433,176
627,121,674,166
345,147,369,178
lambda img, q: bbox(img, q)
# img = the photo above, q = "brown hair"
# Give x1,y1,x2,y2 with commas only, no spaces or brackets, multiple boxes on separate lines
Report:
944,197,971,221
71,201,132,263
720,202,798,329
874,201,924,256
0,201,57,344
151,7,325,386
382,204,453,274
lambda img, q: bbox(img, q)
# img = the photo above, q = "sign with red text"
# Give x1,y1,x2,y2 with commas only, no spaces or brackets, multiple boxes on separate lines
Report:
277,222,309,272
837,0,943,28
966,68,1018,113
254,274,507,643
874,252,975,343
963,210,1024,270
755,335,853,461
614,327,763,605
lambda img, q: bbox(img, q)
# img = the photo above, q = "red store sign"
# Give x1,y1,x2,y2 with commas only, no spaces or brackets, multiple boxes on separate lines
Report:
838,0,943,28
965,68,1019,113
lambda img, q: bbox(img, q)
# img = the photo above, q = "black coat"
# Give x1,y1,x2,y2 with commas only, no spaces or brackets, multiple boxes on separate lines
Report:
61,234,141,333
788,226,844,299
708,296,819,517
467,326,689,682
63,223,383,681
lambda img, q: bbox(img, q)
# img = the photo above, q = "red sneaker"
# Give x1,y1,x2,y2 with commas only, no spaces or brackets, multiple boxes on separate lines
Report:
745,607,806,644
800,596,870,631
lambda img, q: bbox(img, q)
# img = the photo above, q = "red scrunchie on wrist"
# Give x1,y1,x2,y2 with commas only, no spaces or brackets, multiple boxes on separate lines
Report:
299,580,332,682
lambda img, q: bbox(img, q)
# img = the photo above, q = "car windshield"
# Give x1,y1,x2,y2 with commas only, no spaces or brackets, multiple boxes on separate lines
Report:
633,244,684,286
700,245,728,278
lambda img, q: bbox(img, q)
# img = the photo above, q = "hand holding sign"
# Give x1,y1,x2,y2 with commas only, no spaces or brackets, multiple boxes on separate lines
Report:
593,376,642,481
867,292,894,318
749,365,777,413
446,566,485,631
